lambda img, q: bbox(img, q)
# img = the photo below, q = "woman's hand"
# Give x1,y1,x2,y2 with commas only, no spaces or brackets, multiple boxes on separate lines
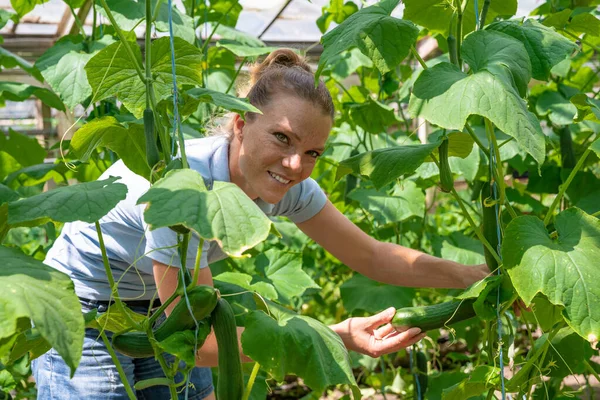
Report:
330,307,427,358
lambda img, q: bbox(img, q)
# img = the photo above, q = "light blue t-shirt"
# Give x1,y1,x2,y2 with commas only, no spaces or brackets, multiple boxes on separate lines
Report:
44,136,327,301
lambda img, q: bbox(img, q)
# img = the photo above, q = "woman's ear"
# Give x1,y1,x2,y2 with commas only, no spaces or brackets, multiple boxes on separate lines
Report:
232,114,245,141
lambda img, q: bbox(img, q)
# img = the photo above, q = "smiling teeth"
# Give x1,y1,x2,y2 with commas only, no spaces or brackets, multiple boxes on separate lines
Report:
269,171,290,184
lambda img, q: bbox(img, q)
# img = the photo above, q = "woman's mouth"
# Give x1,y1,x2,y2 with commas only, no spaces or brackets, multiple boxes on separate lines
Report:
268,171,291,185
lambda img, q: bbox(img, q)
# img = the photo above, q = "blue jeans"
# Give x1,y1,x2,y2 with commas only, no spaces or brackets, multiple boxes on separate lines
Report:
32,299,213,400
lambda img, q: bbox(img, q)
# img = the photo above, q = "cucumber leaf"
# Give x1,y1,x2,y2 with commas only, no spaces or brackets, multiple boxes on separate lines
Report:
442,365,500,400
0,82,64,111
70,116,150,179
503,208,600,342
85,37,203,118
242,302,361,399
8,176,127,225
0,246,83,376
316,0,418,78
138,169,273,257
340,273,415,314
486,20,578,81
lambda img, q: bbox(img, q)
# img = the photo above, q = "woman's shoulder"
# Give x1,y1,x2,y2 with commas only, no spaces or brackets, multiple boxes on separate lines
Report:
185,135,230,184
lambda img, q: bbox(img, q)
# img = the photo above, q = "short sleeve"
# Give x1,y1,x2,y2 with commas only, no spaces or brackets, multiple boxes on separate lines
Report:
273,178,327,223
144,227,209,269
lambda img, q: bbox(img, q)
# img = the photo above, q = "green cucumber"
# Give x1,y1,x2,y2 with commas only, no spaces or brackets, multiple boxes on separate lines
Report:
211,298,243,400
438,137,454,193
144,108,160,169
344,149,359,204
393,299,477,332
558,127,576,169
448,34,458,66
413,350,428,399
481,183,500,271
112,285,218,358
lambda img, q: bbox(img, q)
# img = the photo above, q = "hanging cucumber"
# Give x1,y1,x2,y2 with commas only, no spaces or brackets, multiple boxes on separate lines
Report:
448,34,458,66
112,285,218,358
393,299,476,332
211,298,244,400
438,137,454,193
144,108,161,169
558,127,576,169
481,183,500,271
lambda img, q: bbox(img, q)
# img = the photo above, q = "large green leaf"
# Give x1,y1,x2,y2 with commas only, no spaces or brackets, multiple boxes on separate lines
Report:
316,0,418,77
0,129,46,168
213,272,278,300
546,327,596,378
185,88,260,114
317,0,358,33
154,1,195,43
337,142,440,189
137,169,273,257
96,0,145,31
536,90,577,125
323,48,373,81
241,302,360,398
568,12,600,37
191,0,242,28
486,20,578,81
571,93,600,123
8,176,127,225
85,37,203,118
0,82,64,111
408,62,545,167
35,35,114,110
10,0,49,16
461,30,531,96
340,273,415,314
403,0,517,37
0,47,43,82
442,366,500,400
216,41,279,58
348,180,424,225
503,208,600,342
348,98,400,134
70,116,150,178
0,246,83,375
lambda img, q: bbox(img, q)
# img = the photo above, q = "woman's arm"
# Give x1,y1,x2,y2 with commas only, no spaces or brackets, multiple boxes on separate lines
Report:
296,200,488,289
153,260,425,362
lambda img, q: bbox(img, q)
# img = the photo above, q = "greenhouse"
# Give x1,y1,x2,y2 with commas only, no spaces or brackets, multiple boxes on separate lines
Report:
1,0,600,399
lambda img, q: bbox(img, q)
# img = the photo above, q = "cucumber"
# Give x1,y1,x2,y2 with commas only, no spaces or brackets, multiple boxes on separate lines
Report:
558,127,576,169
211,298,243,400
413,350,428,399
144,108,160,169
393,299,477,332
438,137,454,193
112,285,218,358
344,149,359,205
448,34,458,66
481,183,500,271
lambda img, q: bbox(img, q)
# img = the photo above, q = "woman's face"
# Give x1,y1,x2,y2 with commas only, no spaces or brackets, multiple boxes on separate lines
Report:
232,91,332,204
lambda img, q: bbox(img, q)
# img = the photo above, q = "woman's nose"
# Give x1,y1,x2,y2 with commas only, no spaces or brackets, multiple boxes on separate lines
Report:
282,153,302,172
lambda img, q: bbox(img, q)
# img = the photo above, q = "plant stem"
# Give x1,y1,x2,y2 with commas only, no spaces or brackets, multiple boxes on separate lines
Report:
410,45,427,69
584,360,600,382
456,0,468,68
592,210,600,217
199,1,239,55
464,120,490,157
145,0,152,110
562,29,600,53
242,362,261,400
99,0,146,83
225,57,247,94
95,221,140,329
479,0,491,29
100,331,137,400
191,238,204,287
543,147,592,225
69,4,86,38
152,0,164,21
148,290,179,325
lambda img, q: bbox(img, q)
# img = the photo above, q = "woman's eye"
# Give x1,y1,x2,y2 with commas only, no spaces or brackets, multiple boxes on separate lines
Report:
307,151,320,159
274,133,288,144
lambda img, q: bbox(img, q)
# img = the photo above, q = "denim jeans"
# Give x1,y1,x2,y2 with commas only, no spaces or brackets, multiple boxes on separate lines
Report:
32,298,214,400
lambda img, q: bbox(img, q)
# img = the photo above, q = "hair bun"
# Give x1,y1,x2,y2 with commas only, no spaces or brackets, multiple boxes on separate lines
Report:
250,49,311,85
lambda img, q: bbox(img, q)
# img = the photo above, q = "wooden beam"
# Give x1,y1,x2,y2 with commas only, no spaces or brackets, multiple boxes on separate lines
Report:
69,0,93,36
55,6,72,37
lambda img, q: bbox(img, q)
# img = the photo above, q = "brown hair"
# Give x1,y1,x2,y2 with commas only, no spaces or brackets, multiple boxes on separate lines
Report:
215,49,334,140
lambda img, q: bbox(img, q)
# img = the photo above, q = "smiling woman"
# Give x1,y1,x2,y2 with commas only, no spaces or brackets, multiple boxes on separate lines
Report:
32,48,487,399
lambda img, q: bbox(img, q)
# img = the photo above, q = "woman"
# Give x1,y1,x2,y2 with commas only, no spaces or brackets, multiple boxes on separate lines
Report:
32,49,488,399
